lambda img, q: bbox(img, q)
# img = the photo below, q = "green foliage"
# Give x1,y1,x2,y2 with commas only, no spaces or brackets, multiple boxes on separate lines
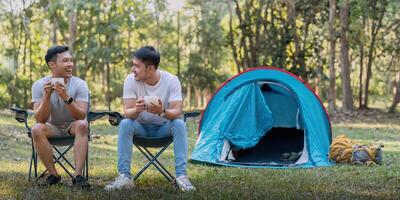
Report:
0,0,399,110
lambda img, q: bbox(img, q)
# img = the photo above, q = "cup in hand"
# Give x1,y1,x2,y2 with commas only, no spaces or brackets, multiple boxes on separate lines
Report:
143,96,160,106
52,77,65,86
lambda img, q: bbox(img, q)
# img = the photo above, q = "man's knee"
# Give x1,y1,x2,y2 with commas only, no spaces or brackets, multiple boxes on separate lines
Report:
73,120,88,137
118,118,139,135
171,119,186,129
31,123,49,140
119,118,138,130
171,119,187,136
119,118,133,128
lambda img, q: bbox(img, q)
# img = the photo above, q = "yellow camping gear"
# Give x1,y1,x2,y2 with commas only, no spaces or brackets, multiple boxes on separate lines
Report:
329,135,383,165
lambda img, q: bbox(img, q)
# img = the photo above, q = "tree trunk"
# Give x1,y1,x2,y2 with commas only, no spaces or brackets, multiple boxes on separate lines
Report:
328,0,337,111
227,0,241,73
194,88,202,109
284,0,300,70
68,2,78,76
52,22,57,44
48,0,67,44
358,11,367,109
29,36,33,108
68,10,77,55
177,11,181,79
186,83,191,109
234,0,252,69
106,60,111,111
202,89,210,109
339,0,353,112
22,34,28,107
363,0,387,108
359,42,364,109
388,72,400,113
155,0,161,49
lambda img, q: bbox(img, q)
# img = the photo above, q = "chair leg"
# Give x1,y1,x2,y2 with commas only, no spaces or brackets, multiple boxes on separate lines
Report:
53,146,75,179
28,142,35,181
142,147,175,180
34,145,75,181
53,146,75,170
53,154,75,178
133,144,174,183
34,152,38,178
85,149,89,180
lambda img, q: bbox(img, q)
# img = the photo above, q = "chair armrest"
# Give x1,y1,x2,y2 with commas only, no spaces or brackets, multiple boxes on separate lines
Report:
88,111,124,126
88,111,107,122
9,107,34,131
106,111,124,126
10,107,29,123
183,111,201,122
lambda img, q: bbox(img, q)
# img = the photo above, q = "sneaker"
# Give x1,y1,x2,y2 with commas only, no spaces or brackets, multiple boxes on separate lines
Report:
104,174,133,191
39,174,61,187
72,175,90,189
176,175,196,191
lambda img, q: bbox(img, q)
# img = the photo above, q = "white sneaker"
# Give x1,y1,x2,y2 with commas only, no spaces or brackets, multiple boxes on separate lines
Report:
104,174,133,191
176,175,196,191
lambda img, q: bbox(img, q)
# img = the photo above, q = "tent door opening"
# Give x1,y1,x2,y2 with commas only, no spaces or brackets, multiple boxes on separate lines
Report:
220,81,305,166
229,128,304,166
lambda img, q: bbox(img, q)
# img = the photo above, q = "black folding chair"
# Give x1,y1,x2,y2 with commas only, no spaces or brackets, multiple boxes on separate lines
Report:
110,111,201,183
9,107,122,181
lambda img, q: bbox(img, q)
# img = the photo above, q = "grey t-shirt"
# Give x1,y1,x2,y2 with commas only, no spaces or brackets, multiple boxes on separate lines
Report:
31,76,89,125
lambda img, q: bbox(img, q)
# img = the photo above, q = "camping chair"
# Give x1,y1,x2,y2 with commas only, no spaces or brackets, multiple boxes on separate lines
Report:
109,111,201,184
9,106,122,181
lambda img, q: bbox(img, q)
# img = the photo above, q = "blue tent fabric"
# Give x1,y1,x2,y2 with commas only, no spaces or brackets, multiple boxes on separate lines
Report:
262,86,298,128
206,83,273,149
191,67,333,168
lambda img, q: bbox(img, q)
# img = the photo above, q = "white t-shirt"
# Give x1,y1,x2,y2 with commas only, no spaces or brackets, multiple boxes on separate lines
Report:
123,70,182,125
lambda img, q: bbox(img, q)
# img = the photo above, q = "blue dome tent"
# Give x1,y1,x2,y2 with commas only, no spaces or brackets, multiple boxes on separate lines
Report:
191,67,333,168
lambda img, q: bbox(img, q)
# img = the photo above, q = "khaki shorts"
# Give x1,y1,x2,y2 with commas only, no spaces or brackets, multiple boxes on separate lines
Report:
46,122,73,136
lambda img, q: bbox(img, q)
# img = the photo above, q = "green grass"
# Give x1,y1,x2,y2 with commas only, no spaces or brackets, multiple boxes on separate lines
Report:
0,110,400,199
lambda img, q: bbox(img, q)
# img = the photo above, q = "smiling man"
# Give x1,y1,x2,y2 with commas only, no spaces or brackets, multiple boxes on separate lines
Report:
105,46,196,191
30,45,90,188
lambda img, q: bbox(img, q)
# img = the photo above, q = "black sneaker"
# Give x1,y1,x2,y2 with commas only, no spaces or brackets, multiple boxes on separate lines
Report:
39,174,61,187
72,175,90,189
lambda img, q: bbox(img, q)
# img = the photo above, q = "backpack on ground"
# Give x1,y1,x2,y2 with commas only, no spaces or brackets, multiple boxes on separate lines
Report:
329,135,383,165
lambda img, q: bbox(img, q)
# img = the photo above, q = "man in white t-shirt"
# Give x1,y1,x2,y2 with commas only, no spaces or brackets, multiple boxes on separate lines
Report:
105,46,195,191
31,45,90,188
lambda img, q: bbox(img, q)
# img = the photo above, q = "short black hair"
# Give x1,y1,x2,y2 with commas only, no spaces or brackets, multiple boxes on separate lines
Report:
45,45,69,66
132,46,160,69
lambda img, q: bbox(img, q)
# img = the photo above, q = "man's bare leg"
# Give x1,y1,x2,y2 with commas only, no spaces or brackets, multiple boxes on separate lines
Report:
31,123,59,177
69,120,89,176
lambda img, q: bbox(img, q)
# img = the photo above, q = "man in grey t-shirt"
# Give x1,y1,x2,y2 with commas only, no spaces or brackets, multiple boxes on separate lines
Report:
31,45,90,188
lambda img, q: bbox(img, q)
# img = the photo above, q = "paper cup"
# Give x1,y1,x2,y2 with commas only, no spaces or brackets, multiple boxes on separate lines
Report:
52,77,65,86
143,96,160,106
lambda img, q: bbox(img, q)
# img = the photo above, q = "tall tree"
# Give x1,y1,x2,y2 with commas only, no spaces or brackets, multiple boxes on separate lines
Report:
358,10,366,109
362,0,387,109
328,0,337,111
340,0,353,112
388,71,400,113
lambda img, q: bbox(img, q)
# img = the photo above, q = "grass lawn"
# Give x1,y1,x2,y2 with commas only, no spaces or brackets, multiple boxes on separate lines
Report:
0,109,399,199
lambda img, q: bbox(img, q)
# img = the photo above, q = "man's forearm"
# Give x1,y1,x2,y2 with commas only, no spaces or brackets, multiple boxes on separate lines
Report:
65,102,86,120
34,97,51,123
124,108,141,119
163,108,181,120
